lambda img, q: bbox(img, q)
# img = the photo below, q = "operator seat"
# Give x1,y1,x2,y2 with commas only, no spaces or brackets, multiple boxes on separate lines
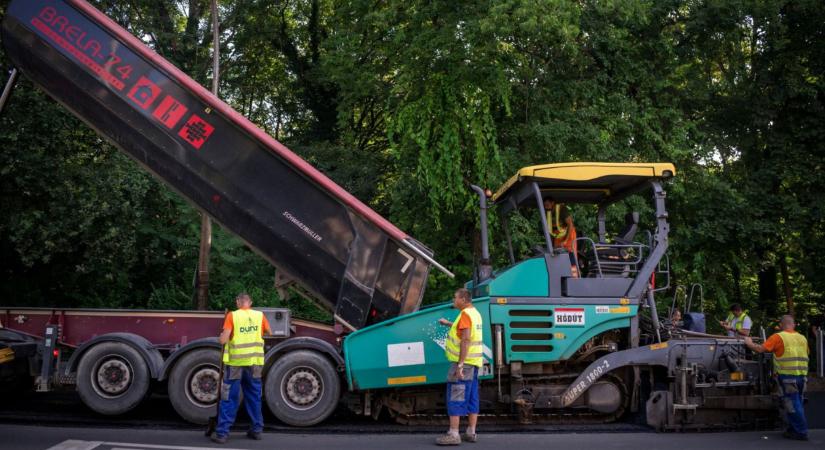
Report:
613,212,640,244
583,212,641,277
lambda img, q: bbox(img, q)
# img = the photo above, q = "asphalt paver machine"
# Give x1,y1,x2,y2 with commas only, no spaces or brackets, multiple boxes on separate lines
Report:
344,163,778,429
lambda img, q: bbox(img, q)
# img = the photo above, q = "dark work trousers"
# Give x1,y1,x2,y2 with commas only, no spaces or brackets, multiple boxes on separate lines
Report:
216,365,263,438
778,374,808,437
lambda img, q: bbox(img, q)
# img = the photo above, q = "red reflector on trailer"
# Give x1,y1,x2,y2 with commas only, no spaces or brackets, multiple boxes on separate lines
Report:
52,349,59,358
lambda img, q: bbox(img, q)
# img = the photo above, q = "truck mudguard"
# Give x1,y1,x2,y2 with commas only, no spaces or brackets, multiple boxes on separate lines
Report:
265,337,345,371
65,332,164,378
158,337,220,381
1,0,450,331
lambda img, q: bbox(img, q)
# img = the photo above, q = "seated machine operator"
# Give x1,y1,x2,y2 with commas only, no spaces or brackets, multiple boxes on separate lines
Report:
544,198,578,277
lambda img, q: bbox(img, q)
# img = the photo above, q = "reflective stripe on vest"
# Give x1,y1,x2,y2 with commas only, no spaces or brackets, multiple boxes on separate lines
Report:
445,307,484,367
546,204,568,239
223,309,265,366
774,331,809,376
726,311,750,331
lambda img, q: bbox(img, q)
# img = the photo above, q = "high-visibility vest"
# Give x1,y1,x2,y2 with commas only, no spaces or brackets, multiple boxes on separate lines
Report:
774,331,809,376
546,204,568,239
223,309,265,367
725,311,750,331
445,307,484,368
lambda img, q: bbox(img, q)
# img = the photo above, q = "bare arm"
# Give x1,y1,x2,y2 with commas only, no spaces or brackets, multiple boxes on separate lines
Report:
453,327,471,379
458,327,471,364
744,337,766,353
219,328,231,345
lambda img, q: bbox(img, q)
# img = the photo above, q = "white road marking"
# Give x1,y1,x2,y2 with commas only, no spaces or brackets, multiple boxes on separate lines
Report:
48,440,247,450
47,440,103,450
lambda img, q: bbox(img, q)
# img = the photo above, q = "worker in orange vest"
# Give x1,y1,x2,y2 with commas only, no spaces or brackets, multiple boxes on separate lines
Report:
745,315,809,441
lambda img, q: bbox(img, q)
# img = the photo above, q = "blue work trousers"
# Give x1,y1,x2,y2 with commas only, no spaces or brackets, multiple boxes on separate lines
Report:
216,365,263,437
778,374,808,437
445,364,479,417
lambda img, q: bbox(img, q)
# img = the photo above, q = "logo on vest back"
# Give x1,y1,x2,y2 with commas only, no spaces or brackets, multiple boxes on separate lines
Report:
239,325,259,333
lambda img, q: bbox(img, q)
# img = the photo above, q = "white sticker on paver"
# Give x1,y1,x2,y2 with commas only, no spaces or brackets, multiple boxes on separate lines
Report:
555,307,586,326
387,341,425,367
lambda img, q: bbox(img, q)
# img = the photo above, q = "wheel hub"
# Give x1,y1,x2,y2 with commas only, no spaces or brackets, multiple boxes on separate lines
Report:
284,368,321,408
96,358,131,395
189,366,220,404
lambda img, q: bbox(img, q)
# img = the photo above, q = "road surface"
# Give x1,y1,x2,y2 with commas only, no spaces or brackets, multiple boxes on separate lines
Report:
0,424,821,450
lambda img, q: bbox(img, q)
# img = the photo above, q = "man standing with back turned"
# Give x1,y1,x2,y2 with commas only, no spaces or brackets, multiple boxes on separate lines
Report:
211,293,271,444
745,315,809,441
436,288,484,445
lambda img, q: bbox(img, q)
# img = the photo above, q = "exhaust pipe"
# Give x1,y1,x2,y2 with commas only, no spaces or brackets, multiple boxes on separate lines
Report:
470,185,492,282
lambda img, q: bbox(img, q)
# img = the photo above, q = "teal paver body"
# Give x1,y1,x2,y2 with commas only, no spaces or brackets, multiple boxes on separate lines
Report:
343,258,636,390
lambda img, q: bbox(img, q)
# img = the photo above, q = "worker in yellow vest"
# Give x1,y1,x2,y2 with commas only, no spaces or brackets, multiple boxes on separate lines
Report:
721,303,752,337
436,288,484,445
544,198,579,277
211,293,271,444
544,198,577,254
745,315,809,441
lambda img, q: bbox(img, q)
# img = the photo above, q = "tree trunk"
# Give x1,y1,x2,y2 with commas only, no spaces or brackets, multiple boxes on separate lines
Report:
779,253,794,315
757,264,778,317
731,262,743,306
194,0,220,310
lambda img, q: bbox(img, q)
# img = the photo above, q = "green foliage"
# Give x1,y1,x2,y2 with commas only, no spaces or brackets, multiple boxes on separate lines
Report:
1,0,823,329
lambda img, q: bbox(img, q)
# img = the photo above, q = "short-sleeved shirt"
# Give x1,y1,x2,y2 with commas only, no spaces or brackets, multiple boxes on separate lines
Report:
222,307,272,338
454,309,473,339
727,315,752,336
762,330,809,358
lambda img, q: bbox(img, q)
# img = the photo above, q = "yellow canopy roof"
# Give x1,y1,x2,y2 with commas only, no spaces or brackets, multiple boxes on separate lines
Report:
492,162,676,206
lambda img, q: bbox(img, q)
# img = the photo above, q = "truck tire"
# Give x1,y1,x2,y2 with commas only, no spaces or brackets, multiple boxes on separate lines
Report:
264,350,340,426
76,342,151,415
168,348,221,424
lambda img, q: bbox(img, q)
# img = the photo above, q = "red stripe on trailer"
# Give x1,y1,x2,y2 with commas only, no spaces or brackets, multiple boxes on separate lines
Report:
66,0,408,242
1,308,338,349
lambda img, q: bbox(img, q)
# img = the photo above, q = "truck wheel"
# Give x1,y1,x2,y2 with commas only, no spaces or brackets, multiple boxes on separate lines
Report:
264,350,340,426
76,342,150,415
168,348,221,424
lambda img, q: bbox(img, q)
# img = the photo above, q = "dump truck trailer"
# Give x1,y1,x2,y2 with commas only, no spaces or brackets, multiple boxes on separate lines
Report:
0,0,450,426
1,0,785,431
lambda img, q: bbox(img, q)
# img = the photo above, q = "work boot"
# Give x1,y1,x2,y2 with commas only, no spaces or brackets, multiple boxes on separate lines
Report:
210,434,227,444
435,433,461,446
782,431,808,441
247,430,262,440
462,432,477,443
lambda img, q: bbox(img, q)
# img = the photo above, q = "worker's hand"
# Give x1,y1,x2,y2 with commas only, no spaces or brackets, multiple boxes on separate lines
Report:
743,336,753,347
438,318,452,326
456,363,464,379
719,320,730,330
